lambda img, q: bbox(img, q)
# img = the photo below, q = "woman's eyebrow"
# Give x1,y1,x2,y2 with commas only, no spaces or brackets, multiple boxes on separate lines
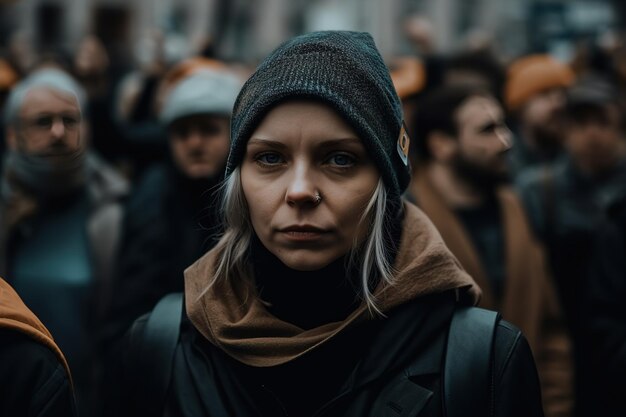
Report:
247,138,288,150
247,137,362,149
317,138,362,148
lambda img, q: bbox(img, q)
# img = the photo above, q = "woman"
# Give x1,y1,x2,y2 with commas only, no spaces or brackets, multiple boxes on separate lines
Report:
108,31,543,417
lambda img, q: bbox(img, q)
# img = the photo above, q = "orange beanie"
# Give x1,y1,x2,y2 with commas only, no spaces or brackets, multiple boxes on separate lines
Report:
390,56,426,99
0,59,18,91
505,54,575,111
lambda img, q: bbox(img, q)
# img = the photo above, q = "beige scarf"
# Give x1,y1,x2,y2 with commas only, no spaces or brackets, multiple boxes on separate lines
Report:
185,202,480,367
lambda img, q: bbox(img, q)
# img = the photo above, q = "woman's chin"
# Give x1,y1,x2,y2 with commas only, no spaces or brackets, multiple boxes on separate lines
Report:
275,251,342,272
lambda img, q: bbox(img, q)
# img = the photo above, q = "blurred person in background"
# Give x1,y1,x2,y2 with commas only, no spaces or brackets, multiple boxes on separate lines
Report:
582,191,626,417
111,29,193,182
443,49,506,103
0,58,20,160
505,54,576,176
99,65,241,355
6,30,37,77
400,12,450,96
409,85,573,417
1,276,77,417
403,14,435,57
0,68,129,416
0,58,20,110
516,75,626,416
72,35,126,170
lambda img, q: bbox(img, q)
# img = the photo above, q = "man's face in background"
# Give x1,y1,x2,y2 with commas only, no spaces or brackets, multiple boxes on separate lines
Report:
519,88,567,155
564,102,625,175
168,114,230,179
452,94,513,190
8,87,83,158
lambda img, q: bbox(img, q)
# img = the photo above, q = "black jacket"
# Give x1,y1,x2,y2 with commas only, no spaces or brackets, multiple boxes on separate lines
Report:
580,195,626,416
0,329,77,417
100,163,220,350
516,157,626,416
106,291,543,417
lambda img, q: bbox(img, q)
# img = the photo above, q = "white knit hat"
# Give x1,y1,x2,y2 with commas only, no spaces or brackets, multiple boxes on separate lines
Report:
160,69,242,126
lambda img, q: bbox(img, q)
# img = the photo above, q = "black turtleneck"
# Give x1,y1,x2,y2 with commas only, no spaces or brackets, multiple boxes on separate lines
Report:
251,236,361,330
250,196,405,330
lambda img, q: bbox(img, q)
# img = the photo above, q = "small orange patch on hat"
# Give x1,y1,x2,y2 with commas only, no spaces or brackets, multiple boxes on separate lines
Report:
397,121,410,166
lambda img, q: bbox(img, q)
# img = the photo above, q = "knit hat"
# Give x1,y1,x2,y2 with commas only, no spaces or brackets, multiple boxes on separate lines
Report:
390,56,426,99
161,57,228,91
226,30,411,198
505,54,575,111
0,59,18,92
160,69,242,126
4,68,86,125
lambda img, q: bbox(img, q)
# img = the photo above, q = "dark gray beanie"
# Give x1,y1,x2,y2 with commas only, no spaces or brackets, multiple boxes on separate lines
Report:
226,30,411,197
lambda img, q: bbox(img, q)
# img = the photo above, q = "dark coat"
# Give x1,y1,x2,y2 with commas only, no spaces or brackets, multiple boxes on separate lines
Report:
106,291,543,417
516,156,626,331
580,195,626,416
0,330,77,417
410,171,572,416
516,156,626,416
0,277,76,417
99,163,220,351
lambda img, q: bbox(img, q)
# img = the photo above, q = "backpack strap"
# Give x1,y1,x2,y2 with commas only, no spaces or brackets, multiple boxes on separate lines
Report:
443,306,500,417
138,292,184,416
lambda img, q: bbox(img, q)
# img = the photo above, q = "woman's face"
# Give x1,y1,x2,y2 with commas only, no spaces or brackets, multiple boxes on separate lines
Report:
241,100,380,271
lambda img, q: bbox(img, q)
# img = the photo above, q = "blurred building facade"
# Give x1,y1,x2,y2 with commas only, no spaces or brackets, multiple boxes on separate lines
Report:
0,0,622,67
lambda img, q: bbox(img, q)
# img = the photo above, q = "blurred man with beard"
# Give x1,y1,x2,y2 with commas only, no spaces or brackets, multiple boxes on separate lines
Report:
0,68,129,415
517,75,626,416
409,85,573,417
505,54,575,176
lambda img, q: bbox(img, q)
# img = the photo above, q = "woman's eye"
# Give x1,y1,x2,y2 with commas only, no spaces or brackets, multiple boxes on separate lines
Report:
328,153,355,167
256,152,284,165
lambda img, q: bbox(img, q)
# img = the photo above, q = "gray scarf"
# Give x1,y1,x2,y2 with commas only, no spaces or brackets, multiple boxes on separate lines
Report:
2,149,88,199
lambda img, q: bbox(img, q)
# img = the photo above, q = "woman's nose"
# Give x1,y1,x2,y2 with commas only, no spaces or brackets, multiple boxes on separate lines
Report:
285,162,319,207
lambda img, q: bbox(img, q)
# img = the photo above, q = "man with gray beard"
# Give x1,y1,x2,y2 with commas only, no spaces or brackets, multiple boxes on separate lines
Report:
0,68,129,416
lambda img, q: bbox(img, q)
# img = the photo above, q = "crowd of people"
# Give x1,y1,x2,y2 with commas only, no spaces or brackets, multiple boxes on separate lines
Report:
1,21,626,417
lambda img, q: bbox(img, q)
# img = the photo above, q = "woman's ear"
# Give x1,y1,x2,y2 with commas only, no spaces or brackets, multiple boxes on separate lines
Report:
427,130,457,163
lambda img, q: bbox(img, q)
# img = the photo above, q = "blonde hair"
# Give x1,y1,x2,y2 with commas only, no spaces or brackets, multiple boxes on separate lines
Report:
205,168,396,314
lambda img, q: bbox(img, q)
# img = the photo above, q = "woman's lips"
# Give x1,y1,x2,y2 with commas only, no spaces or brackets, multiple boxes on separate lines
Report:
279,225,329,242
